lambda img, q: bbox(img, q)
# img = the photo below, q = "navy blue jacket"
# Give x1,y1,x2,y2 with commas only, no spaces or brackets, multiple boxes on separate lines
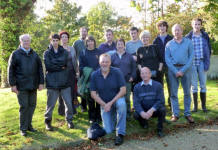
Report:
153,34,173,63
133,80,164,114
79,48,102,75
186,30,211,71
111,52,136,82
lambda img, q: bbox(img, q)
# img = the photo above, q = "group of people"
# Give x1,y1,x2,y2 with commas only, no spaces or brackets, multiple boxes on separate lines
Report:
7,18,211,146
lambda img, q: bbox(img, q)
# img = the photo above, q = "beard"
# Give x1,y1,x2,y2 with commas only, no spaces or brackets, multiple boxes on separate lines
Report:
101,66,109,73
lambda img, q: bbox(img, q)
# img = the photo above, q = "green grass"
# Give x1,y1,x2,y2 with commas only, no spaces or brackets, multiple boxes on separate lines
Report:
0,80,218,150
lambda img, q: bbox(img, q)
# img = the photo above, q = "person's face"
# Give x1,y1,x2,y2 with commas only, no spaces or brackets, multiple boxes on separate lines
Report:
140,68,151,82
20,36,31,49
105,31,113,42
116,41,125,52
192,20,202,32
141,35,150,45
87,39,95,50
172,25,183,40
60,34,69,45
130,30,138,40
100,56,111,72
51,38,59,48
80,28,88,39
158,25,167,34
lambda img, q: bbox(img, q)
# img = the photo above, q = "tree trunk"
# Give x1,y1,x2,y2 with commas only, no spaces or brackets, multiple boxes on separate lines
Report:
1,65,9,88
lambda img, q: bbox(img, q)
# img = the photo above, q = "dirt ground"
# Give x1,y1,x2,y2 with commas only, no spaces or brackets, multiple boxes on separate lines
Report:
97,124,218,150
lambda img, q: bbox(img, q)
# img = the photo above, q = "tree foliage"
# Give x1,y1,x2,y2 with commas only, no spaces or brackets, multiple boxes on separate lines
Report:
87,2,133,45
0,0,36,87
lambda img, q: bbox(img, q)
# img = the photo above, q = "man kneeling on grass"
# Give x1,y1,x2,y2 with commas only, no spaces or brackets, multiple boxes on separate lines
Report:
133,67,165,137
90,53,127,146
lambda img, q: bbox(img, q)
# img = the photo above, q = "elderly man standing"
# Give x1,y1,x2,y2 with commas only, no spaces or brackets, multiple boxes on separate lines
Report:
165,24,194,123
8,34,44,136
90,54,126,146
133,67,165,137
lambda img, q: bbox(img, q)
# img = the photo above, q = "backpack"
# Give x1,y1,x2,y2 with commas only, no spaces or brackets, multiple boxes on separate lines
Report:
87,122,106,140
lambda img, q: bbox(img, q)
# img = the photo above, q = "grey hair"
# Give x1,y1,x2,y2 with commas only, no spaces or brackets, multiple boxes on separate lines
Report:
172,24,183,32
19,34,31,42
139,30,151,39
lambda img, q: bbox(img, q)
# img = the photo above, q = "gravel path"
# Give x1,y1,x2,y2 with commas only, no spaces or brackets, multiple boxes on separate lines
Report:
98,124,218,150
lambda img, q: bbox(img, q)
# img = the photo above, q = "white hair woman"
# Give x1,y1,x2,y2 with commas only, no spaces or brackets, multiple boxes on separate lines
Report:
136,30,163,84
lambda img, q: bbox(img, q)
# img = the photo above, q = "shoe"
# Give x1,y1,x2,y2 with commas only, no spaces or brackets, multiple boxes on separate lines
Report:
115,134,124,146
45,120,53,131
20,130,27,136
28,127,37,132
157,130,164,137
185,116,194,123
170,115,179,122
68,122,74,129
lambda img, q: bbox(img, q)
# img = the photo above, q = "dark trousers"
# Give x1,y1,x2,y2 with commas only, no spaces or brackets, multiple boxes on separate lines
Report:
133,107,165,131
87,95,101,122
17,90,37,131
163,65,171,106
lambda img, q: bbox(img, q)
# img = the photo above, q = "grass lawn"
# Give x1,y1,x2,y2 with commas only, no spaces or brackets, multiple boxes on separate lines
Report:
0,80,218,150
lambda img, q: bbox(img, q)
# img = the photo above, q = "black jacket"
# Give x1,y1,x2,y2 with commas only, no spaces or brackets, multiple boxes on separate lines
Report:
153,34,173,63
44,45,69,89
8,48,44,91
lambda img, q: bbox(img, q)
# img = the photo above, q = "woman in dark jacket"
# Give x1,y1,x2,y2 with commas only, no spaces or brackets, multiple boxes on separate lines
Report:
79,35,102,123
58,31,79,116
137,30,163,84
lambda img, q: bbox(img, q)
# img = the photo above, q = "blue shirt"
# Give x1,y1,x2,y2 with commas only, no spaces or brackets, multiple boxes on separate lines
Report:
165,37,194,74
21,46,30,54
90,67,126,103
133,80,164,114
111,52,136,82
98,42,116,54
125,40,143,55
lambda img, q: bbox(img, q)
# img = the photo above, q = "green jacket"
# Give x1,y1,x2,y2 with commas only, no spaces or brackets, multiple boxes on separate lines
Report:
77,67,93,98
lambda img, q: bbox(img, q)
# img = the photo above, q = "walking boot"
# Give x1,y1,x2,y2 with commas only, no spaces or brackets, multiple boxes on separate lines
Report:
192,93,198,112
200,92,208,113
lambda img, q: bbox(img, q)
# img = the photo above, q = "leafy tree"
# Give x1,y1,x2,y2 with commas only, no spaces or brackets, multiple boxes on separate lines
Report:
42,0,87,44
87,2,133,45
0,0,36,87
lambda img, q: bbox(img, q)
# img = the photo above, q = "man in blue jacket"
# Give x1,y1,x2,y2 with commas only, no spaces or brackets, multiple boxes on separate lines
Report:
133,67,165,137
44,34,74,131
186,18,211,113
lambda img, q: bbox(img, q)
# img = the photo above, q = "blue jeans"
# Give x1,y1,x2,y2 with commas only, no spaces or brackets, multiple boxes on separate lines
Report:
168,67,192,117
101,97,126,135
191,60,207,93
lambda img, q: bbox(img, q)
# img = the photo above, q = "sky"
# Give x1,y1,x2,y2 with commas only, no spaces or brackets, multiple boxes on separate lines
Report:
34,0,144,27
